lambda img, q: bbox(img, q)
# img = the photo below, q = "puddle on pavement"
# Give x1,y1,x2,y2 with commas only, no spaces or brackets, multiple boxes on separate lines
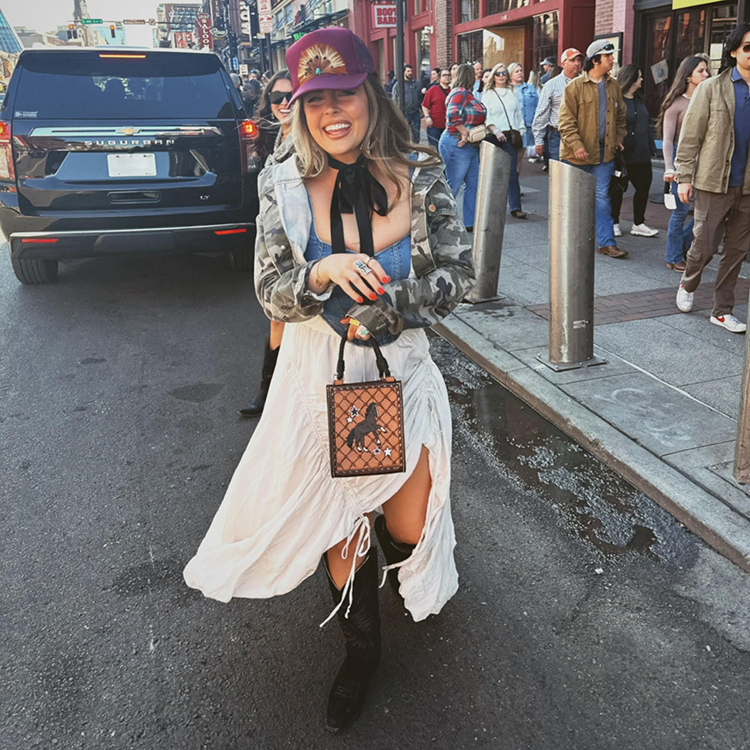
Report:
429,335,690,566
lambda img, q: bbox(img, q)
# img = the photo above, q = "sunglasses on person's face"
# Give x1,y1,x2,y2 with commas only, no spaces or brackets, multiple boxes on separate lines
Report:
741,42,750,53
269,91,291,105
494,70,508,77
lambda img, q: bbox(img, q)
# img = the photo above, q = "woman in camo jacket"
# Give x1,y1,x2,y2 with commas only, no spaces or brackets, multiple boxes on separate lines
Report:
184,28,474,732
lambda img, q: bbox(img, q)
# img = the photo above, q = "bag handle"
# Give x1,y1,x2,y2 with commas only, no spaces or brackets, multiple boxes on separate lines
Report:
335,330,391,383
493,88,513,132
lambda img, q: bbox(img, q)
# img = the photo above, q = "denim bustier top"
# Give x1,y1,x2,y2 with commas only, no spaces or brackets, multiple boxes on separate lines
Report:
304,202,412,347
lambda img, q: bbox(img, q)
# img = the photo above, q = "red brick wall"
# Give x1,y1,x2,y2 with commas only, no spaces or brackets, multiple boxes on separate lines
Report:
435,0,452,66
594,0,634,65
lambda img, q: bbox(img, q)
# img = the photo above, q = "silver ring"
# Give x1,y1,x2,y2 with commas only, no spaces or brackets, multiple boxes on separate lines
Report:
353,259,372,276
365,257,377,268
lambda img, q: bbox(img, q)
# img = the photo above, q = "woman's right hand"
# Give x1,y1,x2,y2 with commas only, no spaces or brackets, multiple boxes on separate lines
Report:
315,254,390,304
663,170,675,183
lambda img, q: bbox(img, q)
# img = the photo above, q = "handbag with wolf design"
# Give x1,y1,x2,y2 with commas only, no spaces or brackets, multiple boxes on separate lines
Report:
326,331,406,478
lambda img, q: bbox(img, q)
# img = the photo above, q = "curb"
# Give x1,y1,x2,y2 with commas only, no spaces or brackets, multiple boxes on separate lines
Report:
435,314,750,573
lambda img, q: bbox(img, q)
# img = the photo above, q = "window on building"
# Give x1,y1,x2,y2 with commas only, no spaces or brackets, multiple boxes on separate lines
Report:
708,4,737,74
415,0,430,14
532,11,558,69
460,0,480,24
674,9,705,65
488,0,529,15
458,31,483,64
417,28,431,82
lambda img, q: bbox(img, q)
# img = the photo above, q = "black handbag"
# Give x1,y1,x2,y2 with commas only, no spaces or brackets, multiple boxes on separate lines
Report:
494,90,524,149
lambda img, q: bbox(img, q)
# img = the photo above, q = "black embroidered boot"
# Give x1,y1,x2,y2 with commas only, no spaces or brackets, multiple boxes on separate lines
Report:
322,547,381,732
374,514,416,598
239,337,279,417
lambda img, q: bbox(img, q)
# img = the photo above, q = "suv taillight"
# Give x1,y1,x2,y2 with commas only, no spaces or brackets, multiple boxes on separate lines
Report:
0,122,14,181
239,120,260,175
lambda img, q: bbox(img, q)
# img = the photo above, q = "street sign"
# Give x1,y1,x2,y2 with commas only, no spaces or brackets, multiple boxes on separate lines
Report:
196,13,213,50
123,19,147,25
258,0,272,14
81,18,103,24
372,5,397,28
259,14,273,34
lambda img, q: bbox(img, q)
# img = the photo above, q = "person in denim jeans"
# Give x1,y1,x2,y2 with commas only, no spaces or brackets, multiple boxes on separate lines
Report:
558,39,627,259
658,56,710,271
438,64,487,230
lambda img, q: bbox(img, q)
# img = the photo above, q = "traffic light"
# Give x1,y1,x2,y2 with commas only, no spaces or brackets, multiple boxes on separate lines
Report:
67,24,77,39
110,25,116,39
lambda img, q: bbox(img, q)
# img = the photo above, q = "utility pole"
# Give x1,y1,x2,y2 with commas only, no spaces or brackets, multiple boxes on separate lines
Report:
395,0,405,112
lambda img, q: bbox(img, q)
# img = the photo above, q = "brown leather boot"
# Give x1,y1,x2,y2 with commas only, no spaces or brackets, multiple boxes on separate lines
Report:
598,245,628,259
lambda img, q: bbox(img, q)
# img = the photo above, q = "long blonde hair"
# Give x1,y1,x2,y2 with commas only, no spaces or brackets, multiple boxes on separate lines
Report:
485,63,508,92
291,73,440,205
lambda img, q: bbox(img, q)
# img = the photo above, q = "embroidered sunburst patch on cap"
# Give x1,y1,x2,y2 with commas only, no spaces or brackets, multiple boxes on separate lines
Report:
298,44,348,85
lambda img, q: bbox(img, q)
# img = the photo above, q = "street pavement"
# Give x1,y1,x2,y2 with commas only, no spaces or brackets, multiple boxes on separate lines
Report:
442,156,750,578
2,248,750,748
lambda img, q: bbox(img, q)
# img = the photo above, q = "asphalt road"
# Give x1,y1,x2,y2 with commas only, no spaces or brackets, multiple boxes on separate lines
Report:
2,251,750,750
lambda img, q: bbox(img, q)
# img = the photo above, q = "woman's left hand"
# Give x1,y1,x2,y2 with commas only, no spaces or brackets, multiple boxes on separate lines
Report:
340,317,371,341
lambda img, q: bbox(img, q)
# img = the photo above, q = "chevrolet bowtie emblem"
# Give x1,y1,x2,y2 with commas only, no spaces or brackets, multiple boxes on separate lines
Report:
118,127,141,136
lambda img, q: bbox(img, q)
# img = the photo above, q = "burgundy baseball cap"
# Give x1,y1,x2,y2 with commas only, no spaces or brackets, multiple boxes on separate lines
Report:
286,27,375,105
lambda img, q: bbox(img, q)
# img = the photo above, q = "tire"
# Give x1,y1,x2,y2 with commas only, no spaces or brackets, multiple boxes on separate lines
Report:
228,227,256,272
11,256,59,285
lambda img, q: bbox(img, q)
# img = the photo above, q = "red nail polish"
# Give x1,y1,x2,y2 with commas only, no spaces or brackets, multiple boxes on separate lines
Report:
369,294,376,300
378,288,385,295
385,276,391,283
357,297,364,303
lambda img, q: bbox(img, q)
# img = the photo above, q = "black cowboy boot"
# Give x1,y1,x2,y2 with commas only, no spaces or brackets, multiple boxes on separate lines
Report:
322,547,381,732
239,337,279,417
374,514,416,598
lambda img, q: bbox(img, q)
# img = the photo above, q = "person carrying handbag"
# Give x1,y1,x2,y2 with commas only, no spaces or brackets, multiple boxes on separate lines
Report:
438,63,488,230
184,28,475,733
483,62,527,218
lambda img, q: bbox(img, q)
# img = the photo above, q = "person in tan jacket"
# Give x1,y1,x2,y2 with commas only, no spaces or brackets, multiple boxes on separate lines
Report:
558,39,627,258
674,23,750,333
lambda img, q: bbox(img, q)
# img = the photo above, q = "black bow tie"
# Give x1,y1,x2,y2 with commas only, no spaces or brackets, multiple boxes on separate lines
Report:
328,154,389,257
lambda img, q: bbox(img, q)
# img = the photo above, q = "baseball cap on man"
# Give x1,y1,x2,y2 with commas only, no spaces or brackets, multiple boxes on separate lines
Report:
286,27,375,105
585,39,616,59
560,48,584,63
542,56,556,67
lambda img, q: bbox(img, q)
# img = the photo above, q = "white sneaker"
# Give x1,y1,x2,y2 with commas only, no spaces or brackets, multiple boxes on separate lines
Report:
613,223,622,237
631,223,659,237
710,314,747,333
676,284,694,313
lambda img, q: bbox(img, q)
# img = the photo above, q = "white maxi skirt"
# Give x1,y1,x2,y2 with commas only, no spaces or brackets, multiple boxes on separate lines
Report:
183,316,458,624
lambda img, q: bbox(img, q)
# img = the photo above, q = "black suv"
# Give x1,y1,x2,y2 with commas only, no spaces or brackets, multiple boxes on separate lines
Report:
0,48,261,284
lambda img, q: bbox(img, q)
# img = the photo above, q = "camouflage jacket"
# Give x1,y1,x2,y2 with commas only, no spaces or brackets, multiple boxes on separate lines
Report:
253,142,475,337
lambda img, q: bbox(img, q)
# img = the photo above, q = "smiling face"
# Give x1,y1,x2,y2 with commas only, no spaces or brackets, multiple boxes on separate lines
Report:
270,79,293,125
492,65,508,87
302,86,370,163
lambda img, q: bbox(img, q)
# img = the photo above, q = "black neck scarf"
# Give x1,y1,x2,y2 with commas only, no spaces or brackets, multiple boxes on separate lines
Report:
328,154,388,257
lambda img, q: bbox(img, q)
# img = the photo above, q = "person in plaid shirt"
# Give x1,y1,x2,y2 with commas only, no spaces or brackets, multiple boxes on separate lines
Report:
438,63,487,231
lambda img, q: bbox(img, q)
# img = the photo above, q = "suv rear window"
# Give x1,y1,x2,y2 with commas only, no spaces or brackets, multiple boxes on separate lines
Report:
13,52,235,120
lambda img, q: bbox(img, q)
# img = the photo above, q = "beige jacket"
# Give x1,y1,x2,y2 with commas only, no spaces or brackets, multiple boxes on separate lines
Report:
558,72,626,165
675,68,750,194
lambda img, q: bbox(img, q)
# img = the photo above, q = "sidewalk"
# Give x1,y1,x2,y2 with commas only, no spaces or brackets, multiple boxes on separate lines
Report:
438,158,750,573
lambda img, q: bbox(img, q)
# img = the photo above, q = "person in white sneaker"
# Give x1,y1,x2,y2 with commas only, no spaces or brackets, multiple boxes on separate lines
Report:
608,65,659,240
674,23,750,334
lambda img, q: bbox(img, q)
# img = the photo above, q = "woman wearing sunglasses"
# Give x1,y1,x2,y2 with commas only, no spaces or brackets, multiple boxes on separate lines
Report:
484,63,527,219
240,71,294,417
185,28,474,731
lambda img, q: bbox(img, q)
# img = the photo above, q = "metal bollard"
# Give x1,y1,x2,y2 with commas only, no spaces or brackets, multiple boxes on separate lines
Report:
538,160,606,371
464,141,511,304
734,293,750,483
